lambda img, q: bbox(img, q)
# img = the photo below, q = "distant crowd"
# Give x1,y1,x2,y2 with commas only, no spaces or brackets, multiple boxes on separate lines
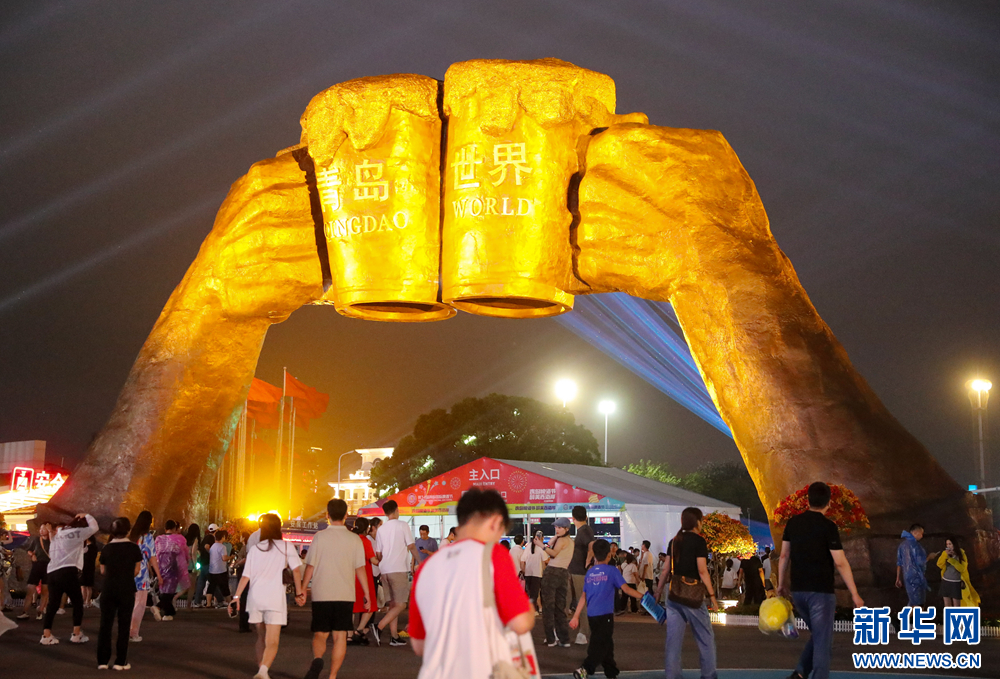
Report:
0,479,980,679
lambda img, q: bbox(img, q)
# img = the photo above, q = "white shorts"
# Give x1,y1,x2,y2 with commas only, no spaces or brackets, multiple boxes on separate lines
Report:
248,609,287,626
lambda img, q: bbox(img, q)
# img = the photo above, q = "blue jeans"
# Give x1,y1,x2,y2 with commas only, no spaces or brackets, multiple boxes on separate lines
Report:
664,599,717,679
792,591,836,679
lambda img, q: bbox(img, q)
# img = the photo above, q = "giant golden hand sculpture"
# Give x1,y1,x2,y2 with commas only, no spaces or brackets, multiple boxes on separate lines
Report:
42,60,995,603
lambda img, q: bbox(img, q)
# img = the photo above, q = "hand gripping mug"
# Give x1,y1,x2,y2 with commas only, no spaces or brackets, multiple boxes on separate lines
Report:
301,74,455,322
441,58,629,318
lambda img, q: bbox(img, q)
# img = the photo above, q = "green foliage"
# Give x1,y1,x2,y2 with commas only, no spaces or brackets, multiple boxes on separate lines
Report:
622,459,682,485
623,459,767,522
369,393,601,495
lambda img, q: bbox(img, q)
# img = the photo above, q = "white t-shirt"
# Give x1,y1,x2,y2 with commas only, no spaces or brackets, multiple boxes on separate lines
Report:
209,542,229,574
762,555,772,580
520,544,548,578
374,518,414,574
509,543,523,574
722,559,741,589
409,540,530,679
367,535,380,577
242,539,302,615
622,562,638,585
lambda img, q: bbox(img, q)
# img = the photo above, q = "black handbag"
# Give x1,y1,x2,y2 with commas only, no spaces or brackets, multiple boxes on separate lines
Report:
667,536,707,609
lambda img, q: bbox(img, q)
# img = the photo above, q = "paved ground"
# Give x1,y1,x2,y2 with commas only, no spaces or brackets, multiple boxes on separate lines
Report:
1,608,997,678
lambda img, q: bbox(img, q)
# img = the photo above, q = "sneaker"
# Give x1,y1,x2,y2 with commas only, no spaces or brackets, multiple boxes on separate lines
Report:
559,641,572,648
112,664,131,671
40,635,59,645
389,636,406,647
129,635,142,642
573,670,589,679
151,606,162,621
370,625,380,646
575,633,587,645
191,602,201,609
36,612,44,620
70,632,90,643
303,657,323,679
16,613,29,620
546,639,559,647
162,615,173,621
98,665,109,670
56,608,65,615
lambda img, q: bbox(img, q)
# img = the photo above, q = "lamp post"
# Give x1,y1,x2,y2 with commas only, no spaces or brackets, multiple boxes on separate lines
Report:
555,378,578,408
967,379,992,488
598,400,616,465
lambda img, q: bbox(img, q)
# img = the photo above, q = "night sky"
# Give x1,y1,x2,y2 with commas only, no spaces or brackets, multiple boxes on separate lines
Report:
1,1,998,485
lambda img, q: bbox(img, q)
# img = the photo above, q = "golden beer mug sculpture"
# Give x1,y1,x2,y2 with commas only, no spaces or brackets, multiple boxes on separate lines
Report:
301,74,454,321
440,58,629,318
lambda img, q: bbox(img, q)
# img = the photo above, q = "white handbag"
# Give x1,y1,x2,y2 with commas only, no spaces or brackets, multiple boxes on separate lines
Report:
481,542,541,679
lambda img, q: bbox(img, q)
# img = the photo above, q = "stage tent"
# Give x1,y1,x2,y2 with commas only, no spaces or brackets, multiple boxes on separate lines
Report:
358,456,739,554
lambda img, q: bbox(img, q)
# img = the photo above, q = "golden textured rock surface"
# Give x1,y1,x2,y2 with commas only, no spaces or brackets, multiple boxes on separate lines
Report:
301,74,453,321
41,62,995,603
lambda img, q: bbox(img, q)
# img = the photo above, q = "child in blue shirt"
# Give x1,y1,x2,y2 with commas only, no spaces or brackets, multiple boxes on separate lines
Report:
570,539,642,679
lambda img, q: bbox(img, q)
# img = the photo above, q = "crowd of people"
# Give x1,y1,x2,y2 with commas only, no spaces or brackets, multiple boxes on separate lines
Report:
0,480,982,679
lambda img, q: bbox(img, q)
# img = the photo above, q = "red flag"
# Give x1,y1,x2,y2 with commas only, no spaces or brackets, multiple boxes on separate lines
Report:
247,400,279,429
248,377,282,403
284,371,329,421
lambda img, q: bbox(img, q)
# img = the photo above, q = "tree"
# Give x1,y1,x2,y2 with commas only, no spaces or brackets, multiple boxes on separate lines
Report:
623,459,768,522
369,393,601,495
622,459,682,486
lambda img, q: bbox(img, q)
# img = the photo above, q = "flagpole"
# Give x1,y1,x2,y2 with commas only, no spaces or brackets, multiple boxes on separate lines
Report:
249,418,256,492
277,367,286,504
288,399,296,514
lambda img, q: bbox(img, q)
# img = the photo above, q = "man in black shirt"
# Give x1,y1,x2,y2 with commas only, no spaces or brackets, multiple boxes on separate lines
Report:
568,505,595,645
778,482,864,679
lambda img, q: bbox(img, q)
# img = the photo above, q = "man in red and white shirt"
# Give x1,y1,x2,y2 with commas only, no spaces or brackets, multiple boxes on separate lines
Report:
409,488,534,679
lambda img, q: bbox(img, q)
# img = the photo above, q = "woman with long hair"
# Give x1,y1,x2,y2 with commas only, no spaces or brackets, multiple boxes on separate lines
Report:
348,517,378,645
232,513,305,679
154,520,189,620
521,529,547,613
937,535,980,608
535,517,574,647
655,507,718,679
182,523,201,610
128,510,161,641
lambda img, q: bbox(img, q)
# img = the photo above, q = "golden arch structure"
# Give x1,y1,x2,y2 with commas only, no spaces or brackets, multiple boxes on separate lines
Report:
42,59,997,604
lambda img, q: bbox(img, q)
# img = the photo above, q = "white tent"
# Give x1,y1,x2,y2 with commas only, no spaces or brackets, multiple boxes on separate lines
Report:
497,460,740,554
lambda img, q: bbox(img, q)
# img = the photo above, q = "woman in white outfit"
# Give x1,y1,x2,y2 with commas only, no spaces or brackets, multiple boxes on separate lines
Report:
232,514,305,679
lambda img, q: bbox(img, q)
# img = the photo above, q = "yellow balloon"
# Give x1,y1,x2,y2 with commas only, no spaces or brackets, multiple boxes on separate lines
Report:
759,597,791,632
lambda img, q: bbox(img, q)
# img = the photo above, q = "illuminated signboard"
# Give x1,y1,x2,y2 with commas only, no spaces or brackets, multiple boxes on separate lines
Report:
11,467,34,492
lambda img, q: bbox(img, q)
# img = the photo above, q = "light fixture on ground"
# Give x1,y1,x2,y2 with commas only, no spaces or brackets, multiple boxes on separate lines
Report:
555,378,578,408
967,379,992,488
599,399,616,465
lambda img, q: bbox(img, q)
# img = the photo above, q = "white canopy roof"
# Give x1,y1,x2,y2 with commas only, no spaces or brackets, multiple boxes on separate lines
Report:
495,459,739,511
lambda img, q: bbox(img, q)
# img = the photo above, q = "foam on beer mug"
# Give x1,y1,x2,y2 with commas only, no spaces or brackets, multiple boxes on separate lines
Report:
301,75,455,322
441,58,642,319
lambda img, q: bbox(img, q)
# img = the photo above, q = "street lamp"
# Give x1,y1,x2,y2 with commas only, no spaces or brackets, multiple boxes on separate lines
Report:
598,400,616,465
555,379,578,408
967,379,992,488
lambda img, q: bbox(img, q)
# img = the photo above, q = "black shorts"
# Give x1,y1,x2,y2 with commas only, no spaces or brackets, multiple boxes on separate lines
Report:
28,561,48,586
208,572,230,598
311,600,354,633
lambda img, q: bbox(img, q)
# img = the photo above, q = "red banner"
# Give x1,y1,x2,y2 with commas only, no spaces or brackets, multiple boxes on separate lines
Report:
360,457,607,516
